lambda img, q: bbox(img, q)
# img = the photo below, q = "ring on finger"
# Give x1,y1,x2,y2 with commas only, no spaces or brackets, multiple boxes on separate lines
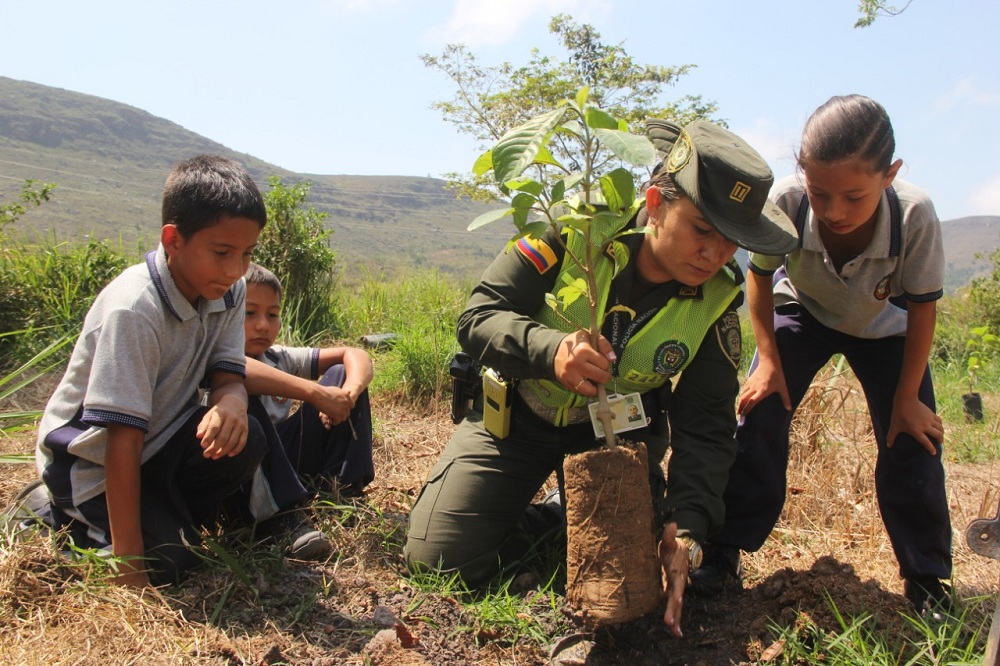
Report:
574,379,586,390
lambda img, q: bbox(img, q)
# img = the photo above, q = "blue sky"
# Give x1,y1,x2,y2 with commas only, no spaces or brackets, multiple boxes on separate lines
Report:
2,0,998,221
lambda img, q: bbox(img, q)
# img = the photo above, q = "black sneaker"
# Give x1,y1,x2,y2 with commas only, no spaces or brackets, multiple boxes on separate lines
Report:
258,508,334,561
904,576,951,620
687,544,743,597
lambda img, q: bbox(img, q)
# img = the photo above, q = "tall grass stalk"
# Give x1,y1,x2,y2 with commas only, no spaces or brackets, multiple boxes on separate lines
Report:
332,269,468,401
0,330,73,433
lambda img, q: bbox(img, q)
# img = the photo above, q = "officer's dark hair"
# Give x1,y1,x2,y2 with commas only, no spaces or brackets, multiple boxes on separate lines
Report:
245,262,283,300
798,94,896,173
644,167,684,206
161,154,267,238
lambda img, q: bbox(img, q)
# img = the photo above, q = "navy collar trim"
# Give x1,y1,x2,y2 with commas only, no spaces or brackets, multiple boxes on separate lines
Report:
145,251,183,321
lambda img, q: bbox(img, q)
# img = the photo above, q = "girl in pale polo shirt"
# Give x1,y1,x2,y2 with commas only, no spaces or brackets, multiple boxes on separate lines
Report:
694,94,951,618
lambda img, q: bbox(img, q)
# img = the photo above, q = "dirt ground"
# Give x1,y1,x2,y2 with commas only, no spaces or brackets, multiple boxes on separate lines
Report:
3,378,1000,665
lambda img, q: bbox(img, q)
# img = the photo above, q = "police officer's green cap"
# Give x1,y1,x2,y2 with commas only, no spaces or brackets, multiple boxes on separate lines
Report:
646,119,798,255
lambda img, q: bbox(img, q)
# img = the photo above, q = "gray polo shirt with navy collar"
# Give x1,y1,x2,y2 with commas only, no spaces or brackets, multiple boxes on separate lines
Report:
749,176,944,339
253,344,320,424
36,244,248,508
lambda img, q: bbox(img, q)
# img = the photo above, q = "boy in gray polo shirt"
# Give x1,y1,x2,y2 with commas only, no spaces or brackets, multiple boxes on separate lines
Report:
31,155,314,587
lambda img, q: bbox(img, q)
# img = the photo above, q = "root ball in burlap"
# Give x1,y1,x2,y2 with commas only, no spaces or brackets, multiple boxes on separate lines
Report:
564,440,661,626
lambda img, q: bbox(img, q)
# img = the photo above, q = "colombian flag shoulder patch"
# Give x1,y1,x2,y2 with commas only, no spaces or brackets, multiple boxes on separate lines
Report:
515,237,557,274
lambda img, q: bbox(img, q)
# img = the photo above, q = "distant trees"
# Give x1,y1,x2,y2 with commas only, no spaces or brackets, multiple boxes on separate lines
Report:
422,14,720,201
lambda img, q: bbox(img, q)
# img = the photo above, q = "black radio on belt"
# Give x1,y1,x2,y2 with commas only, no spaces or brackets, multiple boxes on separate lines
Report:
449,352,482,424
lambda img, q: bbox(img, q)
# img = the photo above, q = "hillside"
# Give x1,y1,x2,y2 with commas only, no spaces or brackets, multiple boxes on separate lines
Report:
941,215,1000,291
0,76,509,282
1,76,999,288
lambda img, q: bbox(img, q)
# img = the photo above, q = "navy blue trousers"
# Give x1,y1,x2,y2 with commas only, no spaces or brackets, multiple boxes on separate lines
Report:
714,302,952,580
50,407,268,585
273,364,375,495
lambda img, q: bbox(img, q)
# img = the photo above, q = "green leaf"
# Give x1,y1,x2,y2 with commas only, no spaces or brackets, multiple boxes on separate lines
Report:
598,167,636,214
594,210,631,228
468,207,513,231
507,178,544,197
560,173,585,196
492,106,569,185
551,179,566,204
607,240,630,280
523,221,549,238
512,207,531,230
532,144,563,169
593,128,658,166
544,292,562,312
472,149,493,176
585,107,617,130
575,87,589,109
557,215,592,237
557,277,588,308
511,192,537,210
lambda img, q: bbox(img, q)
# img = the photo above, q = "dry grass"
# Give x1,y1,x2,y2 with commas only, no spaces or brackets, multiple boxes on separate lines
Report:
741,363,1000,601
2,369,999,664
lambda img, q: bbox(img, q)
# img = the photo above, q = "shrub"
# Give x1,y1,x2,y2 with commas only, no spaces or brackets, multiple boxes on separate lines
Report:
254,177,338,341
0,236,131,368
968,243,1000,331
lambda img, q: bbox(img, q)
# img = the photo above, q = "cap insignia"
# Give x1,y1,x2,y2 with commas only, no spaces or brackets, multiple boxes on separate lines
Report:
666,131,693,174
729,181,751,203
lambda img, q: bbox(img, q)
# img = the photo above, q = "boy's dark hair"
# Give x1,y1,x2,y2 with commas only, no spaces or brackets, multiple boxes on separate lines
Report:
245,262,283,300
161,155,267,238
798,94,896,173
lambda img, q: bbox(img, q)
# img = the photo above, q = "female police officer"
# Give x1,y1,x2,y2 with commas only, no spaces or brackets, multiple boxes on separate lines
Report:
405,119,798,637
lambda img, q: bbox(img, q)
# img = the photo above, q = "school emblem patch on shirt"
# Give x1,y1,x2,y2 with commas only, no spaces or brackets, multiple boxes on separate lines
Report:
873,273,893,300
654,341,689,377
515,237,557,274
716,311,742,369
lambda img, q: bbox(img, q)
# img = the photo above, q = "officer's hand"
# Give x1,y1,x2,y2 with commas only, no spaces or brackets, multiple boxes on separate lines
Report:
554,330,616,397
657,522,688,638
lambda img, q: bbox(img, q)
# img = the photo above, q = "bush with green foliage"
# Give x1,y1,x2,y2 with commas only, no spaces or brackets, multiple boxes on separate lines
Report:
0,180,132,368
253,177,338,341
968,244,1000,333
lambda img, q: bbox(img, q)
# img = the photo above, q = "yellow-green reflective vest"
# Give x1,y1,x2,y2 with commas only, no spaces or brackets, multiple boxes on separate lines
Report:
521,226,740,426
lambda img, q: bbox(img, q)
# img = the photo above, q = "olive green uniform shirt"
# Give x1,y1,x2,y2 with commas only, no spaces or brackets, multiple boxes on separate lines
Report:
456,220,743,543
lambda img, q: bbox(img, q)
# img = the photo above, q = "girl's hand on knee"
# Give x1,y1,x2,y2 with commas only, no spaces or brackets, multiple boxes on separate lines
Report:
888,397,943,455
738,359,790,415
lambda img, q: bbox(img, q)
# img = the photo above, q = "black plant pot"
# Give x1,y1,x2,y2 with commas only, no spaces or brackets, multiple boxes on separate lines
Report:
962,392,984,422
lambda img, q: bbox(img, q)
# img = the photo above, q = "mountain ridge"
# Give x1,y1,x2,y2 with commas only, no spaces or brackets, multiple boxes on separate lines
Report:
1,75,997,289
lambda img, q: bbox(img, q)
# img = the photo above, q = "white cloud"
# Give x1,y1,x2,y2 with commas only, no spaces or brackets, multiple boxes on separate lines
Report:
969,174,1000,216
426,0,612,47
932,76,1000,116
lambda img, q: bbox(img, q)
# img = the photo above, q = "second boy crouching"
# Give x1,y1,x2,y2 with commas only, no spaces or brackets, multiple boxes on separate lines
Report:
243,263,376,498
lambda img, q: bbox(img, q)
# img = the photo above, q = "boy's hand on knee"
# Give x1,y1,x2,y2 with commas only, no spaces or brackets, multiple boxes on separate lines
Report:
197,399,249,459
311,385,354,426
